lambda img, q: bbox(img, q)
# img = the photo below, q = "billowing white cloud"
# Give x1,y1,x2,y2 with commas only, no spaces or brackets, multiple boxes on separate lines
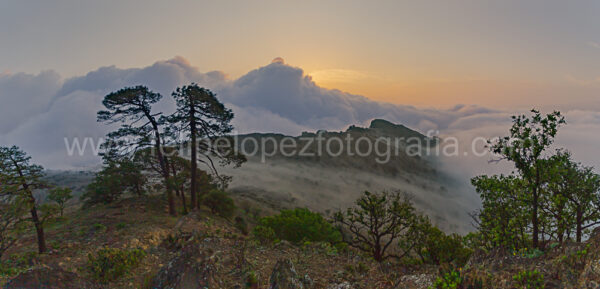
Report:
0,56,599,173
0,70,61,134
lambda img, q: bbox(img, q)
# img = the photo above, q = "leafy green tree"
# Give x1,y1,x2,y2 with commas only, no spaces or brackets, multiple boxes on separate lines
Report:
544,151,600,242
117,158,147,197
82,164,125,206
47,187,73,217
0,146,50,253
333,191,422,262
471,174,530,250
488,109,565,248
255,208,341,244
168,84,245,209
81,158,146,206
98,86,177,216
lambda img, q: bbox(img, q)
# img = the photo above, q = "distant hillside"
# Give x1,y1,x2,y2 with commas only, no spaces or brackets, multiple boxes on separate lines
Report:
222,119,478,233
43,119,478,233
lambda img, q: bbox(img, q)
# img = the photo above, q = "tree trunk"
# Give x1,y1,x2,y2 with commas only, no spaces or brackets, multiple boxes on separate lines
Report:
180,189,187,214
150,119,176,217
189,99,198,210
170,162,187,215
373,247,382,262
576,208,583,242
30,205,47,254
532,189,539,248
162,155,176,216
146,109,176,217
14,161,47,254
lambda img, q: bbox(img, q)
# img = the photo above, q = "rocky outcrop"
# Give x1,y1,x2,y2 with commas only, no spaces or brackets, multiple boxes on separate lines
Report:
150,243,218,289
269,259,310,289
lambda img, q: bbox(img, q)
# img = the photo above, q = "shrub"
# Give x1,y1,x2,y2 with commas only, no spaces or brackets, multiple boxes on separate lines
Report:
87,247,146,283
516,248,544,259
93,223,107,233
513,269,544,289
333,191,423,262
252,225,276,244
432,270,462,289
202,190,236,218
0,252,37,277
258,208,341,244
418,226,472,266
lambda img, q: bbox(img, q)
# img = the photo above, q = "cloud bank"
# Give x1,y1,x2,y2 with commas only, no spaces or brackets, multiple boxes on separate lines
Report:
0,57,599,178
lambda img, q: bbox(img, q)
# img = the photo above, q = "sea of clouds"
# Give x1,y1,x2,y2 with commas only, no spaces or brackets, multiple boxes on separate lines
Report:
0,57,599,181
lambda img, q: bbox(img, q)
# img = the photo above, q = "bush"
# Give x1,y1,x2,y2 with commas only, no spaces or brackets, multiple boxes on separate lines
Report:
257,208,341,244
432,270,462,289
93,223,107,232
87,247,146,283
252,225,276,244
418,226,472,266
513,269,544,289
202,190,236,218
0,252,37,277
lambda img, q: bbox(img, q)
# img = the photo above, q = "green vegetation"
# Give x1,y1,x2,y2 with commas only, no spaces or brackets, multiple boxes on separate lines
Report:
47,187,73,217
168,84,246,209
254,208,341,245
471,110,600,251
0,195,27,260
0,252,37,277
87,247,146,283
98,86,178,216
487,110,565,248
513,269,544,289
3,94,600,289
0,146,56,254
202,190,236,218
81,159,146,206
334,191,432,262
432,270,462,289
252,225,276,244
415,225,472,266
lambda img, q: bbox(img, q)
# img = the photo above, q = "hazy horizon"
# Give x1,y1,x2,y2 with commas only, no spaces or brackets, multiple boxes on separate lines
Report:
1,0,599,178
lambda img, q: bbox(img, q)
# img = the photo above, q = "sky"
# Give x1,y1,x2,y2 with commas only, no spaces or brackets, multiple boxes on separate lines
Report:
2,0,600,109
0,0,599,176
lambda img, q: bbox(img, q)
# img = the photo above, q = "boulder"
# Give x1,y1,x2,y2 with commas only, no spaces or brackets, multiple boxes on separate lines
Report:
150,244,218,289
269,259,305,289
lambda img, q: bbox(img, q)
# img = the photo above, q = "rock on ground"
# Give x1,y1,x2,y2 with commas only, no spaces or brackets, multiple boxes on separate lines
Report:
269,259,306,289
150,243,218,289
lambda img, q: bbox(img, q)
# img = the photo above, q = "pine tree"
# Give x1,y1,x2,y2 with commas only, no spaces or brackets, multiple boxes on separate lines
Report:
98,86,177,216
0,146,49,253
168,84,245,209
